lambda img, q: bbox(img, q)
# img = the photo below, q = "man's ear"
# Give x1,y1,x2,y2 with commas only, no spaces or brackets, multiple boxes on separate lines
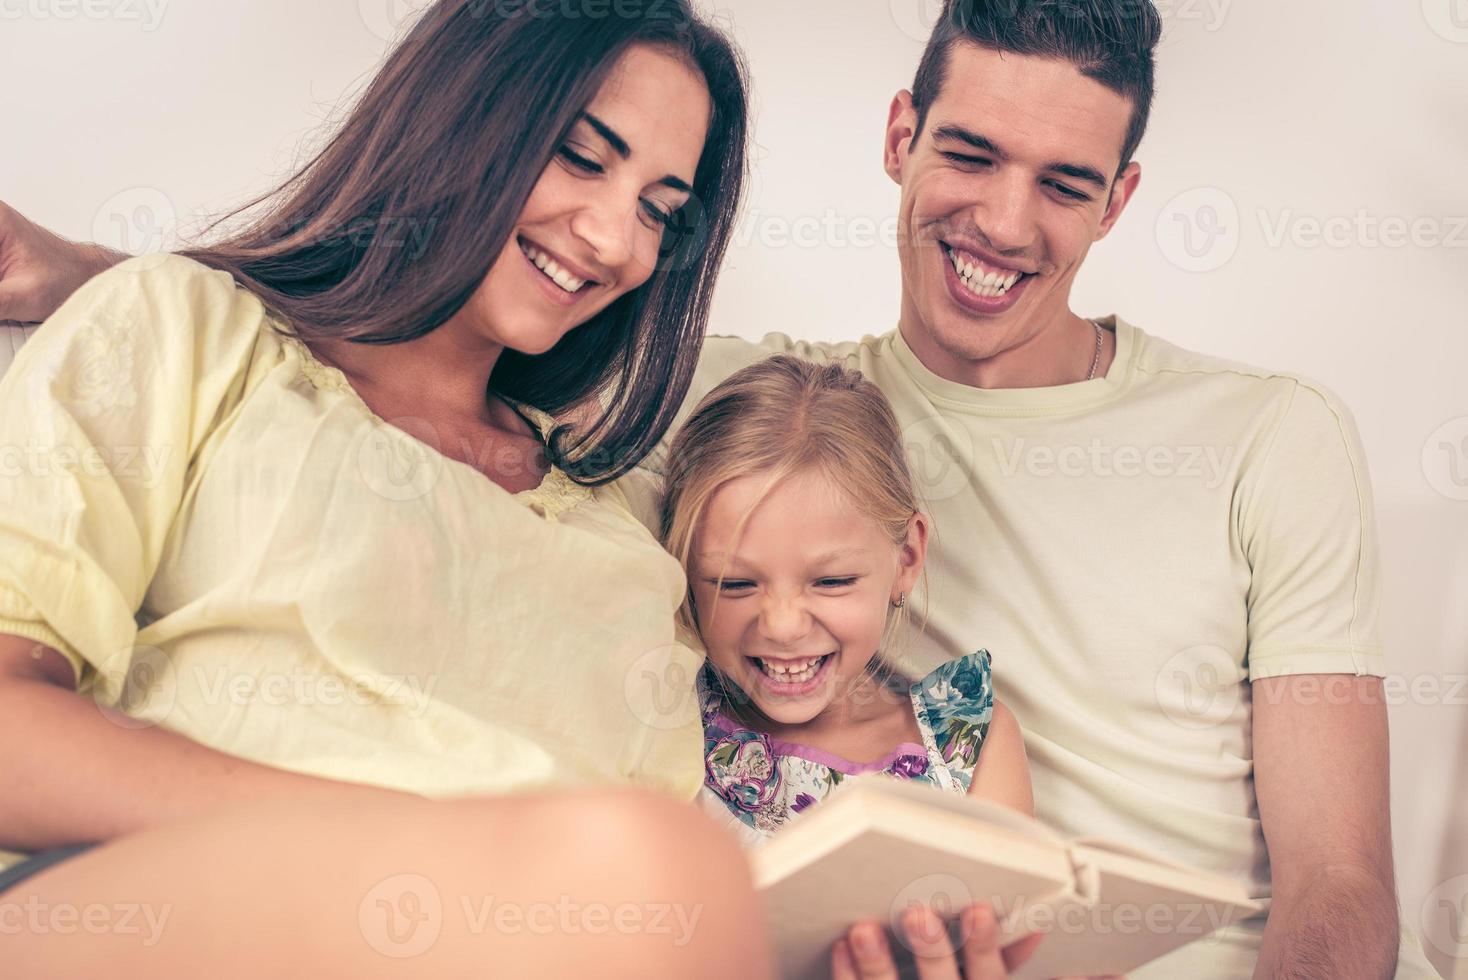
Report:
1096,160,1143,241
885,91,919,186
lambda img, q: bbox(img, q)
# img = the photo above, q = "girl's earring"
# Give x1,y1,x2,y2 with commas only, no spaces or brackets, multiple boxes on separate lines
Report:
891,592,907,610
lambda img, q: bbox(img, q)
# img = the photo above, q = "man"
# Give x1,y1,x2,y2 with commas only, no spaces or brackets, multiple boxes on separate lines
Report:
0,2,1441,977
612,4,1440,978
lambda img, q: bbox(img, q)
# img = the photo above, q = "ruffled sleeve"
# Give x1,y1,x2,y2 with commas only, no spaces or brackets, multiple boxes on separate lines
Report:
909,649,995,792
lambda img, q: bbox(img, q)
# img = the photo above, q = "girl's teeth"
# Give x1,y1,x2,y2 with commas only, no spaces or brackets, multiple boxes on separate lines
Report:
757,655,828,684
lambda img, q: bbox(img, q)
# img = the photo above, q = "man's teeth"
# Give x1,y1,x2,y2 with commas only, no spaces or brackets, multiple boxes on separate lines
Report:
949,247,1023,298
756,654,829,684
519,240,589,294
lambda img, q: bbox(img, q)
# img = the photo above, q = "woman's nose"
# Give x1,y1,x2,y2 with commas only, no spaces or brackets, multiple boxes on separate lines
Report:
568,194,640,278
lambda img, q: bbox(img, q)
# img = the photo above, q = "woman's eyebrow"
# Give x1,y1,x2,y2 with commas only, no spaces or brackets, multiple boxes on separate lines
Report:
579,111,694,193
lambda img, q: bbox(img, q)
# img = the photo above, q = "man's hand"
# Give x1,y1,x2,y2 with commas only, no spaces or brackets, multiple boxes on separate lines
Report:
831,902,1123,980
0,200,124,323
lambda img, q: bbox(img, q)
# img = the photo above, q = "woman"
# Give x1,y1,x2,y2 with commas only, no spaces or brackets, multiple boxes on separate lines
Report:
0,3,1042,977
0,3,767,975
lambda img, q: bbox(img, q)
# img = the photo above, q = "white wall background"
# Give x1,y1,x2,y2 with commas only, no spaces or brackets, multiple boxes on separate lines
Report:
2,1,1464,974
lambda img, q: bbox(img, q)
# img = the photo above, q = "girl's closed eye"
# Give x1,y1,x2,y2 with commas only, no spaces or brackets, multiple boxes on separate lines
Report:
816,576,859,589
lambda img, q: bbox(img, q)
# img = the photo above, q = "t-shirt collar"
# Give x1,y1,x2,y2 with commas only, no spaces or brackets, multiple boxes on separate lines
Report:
889,314,1137,416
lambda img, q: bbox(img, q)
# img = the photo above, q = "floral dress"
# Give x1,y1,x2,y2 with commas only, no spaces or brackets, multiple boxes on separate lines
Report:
697,650,995,844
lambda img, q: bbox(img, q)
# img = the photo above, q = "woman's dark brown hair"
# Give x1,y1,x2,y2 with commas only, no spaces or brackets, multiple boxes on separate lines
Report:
180,0,748,484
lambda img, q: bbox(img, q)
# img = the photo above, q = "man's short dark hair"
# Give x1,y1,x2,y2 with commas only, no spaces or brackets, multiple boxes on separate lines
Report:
911,0,1162,179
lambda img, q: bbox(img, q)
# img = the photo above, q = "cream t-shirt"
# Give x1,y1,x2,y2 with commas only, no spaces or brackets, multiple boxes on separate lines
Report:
615,320,1440,979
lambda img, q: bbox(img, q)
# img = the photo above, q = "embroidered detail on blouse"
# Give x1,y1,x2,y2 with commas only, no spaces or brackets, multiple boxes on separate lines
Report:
283,334,591,518
698,649,995,839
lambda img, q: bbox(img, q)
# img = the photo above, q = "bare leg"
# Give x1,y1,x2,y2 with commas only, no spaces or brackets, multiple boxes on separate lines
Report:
7,787,773,979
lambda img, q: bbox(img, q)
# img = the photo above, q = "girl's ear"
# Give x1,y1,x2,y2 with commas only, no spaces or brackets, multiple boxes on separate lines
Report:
895,511,930,597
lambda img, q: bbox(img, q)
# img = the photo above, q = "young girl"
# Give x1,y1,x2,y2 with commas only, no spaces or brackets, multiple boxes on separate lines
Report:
660,355,1033,842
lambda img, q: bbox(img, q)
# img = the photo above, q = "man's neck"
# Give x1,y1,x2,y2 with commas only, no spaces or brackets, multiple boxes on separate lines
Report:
898,307,1116,390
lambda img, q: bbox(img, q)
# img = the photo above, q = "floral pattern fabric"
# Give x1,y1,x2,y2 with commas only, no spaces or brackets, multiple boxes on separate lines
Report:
697,650,995,842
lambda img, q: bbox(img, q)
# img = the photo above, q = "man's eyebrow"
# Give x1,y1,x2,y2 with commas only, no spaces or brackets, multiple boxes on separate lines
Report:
931,124,1110,192
578,111,694,194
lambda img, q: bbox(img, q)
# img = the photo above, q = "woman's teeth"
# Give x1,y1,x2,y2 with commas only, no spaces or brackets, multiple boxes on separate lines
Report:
756,654,831,684
949,247,1023,298
519,240,590,294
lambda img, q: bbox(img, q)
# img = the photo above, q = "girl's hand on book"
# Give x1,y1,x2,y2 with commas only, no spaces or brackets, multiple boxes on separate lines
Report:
831,901,1046,979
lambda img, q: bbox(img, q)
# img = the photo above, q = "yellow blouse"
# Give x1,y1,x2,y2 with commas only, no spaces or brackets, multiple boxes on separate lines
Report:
0,255,705,814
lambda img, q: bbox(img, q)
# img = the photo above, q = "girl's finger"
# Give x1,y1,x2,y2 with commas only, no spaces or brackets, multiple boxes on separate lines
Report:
901,906,962,980
837,921,902,980
952,903,1014,980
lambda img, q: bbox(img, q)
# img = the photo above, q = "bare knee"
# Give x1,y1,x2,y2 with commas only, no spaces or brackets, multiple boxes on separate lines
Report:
443,788,773,979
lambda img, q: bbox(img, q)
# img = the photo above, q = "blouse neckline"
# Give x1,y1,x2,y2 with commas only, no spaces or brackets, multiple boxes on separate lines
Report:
283,332,592,518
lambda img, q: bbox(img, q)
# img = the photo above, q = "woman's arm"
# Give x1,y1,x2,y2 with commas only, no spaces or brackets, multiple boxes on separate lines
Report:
967,699,1034,816
0,200,123,324
0,635,410,852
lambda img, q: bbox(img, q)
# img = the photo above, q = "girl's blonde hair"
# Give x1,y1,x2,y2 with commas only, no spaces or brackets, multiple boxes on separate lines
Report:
658,354,930,663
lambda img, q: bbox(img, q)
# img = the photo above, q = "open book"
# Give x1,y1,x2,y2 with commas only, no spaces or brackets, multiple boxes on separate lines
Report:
752,774,1263,980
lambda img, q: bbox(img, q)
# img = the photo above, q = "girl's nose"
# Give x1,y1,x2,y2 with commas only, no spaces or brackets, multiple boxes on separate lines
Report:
758,596,812,646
